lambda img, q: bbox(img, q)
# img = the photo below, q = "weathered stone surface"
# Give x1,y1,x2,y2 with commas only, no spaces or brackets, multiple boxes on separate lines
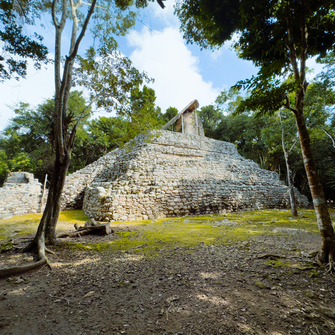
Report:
66,130,310,221
60,150,121,209
162,99,204,136
0,172,44,219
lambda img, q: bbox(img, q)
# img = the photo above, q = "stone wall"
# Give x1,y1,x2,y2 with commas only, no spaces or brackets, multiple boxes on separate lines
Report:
60,150,123,209
76,130,309,221
0,172,44,219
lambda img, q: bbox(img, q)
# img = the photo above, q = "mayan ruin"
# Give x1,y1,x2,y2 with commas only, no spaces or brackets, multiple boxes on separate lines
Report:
0,101,310,222
59,99,309,222
0,172,45,219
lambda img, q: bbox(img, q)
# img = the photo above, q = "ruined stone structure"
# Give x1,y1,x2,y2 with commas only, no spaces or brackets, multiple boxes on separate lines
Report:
60,151,122,210
69,130,309,221
162,100,204,136
0,172,44,219
3,131,309,221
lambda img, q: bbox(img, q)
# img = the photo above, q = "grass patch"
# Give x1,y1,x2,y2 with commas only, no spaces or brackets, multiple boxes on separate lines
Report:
0,210,88,251
2,208,332,255
264,259,292,268
63,208,327,256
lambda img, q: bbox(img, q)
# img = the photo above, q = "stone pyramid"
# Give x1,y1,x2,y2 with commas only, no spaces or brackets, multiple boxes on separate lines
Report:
61,130,309,221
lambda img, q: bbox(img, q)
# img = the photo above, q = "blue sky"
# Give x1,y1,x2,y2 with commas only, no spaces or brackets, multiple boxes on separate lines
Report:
0,0,322,131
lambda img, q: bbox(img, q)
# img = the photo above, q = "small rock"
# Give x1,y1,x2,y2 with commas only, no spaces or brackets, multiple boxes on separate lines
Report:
304,290,318,299
83,291,95,298
254,281,267,289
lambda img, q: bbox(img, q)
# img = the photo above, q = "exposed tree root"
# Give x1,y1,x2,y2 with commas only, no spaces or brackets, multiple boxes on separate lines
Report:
325,253,335,274
0,230,51,279
19,238,36,253
325,261,335,274
308,251,319,258
316,249,335,274
0,257,47,279
45,247,58,256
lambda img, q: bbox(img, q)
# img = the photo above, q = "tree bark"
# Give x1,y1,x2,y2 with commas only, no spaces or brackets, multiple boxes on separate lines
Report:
27,151,70,255
284,3,335,266
294,110,335,264
281,126,298,217
44,153,71,243
280,111,298,216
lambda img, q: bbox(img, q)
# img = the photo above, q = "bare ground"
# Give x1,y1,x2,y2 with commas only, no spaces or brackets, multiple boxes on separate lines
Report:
1,229,335,335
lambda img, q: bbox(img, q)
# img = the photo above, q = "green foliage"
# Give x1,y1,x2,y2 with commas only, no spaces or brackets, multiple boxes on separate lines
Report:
0,0,49,81
0,91,90,184
0,150,9,185
198,105,223,139
0,84,164,184
162,107,178,124
74,46,151,114
122,85,164,139
71,116,127,169
176,0,335,112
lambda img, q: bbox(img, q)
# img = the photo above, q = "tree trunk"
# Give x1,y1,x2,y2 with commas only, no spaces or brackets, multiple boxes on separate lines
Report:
281,120,298,216
324,128,335,148
295,110,335,263
45,153,71,243
32,151,70,252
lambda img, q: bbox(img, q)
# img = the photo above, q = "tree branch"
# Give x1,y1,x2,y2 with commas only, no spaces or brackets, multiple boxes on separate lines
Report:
323,128,335,148
288,138,299,154
285,4,299,80
69,0,97,62
68,99,95,149
57,0,97,159
299,0,308,93
52,0,67,30
53,0,69,160
284,95,297,114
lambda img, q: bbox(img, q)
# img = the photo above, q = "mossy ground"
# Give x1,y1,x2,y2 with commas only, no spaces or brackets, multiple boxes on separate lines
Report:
2,208,332,255
2,209,335,335
0,210,88,250
74,208,334,255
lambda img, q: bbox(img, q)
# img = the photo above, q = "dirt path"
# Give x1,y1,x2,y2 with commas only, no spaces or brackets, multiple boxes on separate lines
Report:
1,230,335,335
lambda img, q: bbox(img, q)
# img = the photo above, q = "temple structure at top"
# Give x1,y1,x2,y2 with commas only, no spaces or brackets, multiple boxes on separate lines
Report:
161,99,204,136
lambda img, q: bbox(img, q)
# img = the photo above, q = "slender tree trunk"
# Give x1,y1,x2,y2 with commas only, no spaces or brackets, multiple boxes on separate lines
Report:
28,150,70,255
280,112,297,216
295,110,335,263
45,152,71,243
324,129,335,148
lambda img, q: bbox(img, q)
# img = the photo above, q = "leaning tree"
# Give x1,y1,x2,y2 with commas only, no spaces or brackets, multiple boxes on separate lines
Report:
176,0,335,268
0,0,164,278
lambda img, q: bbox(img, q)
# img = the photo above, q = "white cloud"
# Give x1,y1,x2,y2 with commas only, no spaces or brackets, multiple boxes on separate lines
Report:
149,0,179,26
209,49,224,61
127,26,220,113
0,61,55,131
